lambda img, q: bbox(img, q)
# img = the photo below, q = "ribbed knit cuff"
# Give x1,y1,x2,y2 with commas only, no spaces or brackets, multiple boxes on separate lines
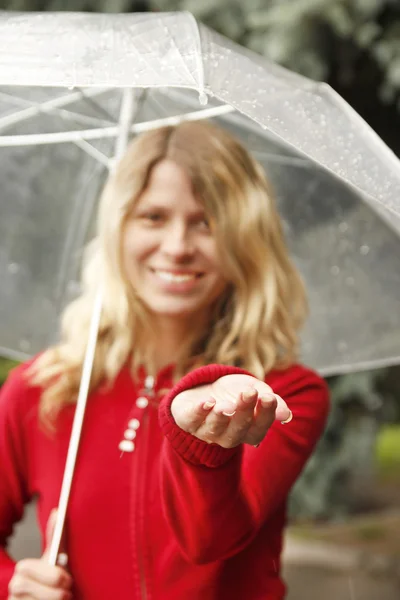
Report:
0,561,16,599
159,364,252,468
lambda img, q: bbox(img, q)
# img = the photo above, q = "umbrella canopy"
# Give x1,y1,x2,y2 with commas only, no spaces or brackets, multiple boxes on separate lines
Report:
1,11,400,375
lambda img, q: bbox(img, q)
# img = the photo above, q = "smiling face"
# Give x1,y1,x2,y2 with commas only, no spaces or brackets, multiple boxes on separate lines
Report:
122,159,227,327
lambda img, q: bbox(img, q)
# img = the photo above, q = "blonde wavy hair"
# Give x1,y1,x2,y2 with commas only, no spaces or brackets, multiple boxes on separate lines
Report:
29,120,307,425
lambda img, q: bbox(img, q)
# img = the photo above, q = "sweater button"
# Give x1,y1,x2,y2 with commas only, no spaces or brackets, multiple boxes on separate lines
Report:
119,440,135,453
124,429,136,440
128,418,140,429
136,396,149,408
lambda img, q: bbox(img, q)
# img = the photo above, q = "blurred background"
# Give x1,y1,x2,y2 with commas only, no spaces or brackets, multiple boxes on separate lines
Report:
1,1,400,598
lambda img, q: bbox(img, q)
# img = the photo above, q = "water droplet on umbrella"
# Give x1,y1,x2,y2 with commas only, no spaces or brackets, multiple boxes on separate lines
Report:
198,91,208,105
330,265,340,276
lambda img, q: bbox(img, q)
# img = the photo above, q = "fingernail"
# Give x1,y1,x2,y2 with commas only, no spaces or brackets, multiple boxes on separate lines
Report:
241,387,257,403
57,552,69,567
260,394,276,408
214,400,237,416
214,403,236,416
281,410,293,424
203,400,216,410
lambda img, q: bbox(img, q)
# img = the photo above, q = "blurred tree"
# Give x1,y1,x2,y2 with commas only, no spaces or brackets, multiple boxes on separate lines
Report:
289,371,386,520
0,0,149,11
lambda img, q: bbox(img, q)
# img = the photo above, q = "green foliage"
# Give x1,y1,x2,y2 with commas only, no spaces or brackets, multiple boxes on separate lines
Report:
0,357,19,386
289,370,385,520
151,0,400,107
376,424,400,477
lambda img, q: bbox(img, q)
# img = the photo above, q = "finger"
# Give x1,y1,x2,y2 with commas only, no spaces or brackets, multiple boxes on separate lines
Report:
233,378,290,423
42,508,58,563
196,388,258,445
9,573,72,599
195,408,232,442
235,387,262,413
244,395,278,445
15,560,72,590
175,396,217,434
227,388,259,429
218,388,259,443
272,394,292,423
209,393,237,417
46,509,57,548
42,510,69,570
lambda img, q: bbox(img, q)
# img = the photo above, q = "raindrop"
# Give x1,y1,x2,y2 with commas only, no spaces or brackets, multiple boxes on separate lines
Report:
198,91,208,106
347,576,356,600
330,265,340,276
338,341,348,352
67,280,82,296
346,276,355,286
360,245,370,255
8,263,19,274
19,339,31,352
339,222,348,233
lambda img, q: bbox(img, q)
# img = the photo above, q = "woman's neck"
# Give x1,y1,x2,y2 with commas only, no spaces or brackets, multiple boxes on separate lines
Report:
142,314,207,374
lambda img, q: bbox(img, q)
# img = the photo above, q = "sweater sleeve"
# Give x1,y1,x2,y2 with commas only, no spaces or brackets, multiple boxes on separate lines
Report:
0,366,33,598
158,363,330,564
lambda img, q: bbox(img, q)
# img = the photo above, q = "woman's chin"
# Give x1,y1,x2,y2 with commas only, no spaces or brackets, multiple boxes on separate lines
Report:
146,301,207,320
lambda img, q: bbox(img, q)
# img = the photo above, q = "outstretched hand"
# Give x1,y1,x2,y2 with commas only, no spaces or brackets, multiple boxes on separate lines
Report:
171,374,292,449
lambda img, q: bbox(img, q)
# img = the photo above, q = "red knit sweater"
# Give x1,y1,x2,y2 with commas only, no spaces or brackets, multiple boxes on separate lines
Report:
0,361,329,600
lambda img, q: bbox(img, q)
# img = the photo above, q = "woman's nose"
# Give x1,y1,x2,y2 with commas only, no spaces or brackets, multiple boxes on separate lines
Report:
160,223,194,259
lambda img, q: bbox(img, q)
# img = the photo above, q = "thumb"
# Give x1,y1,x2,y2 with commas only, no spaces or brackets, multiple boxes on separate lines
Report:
43,508,58,558
43,509,69,568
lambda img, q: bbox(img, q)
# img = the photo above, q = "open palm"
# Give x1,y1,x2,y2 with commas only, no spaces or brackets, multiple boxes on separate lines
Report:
171,374,292,448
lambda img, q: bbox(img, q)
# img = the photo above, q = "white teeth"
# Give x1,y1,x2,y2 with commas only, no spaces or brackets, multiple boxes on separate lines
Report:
154,270,197,283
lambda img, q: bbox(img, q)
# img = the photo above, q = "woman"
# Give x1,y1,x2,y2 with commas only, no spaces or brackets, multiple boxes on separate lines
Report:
0,120,329,600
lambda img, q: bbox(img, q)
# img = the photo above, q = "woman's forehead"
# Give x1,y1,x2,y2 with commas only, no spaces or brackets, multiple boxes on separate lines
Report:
149,159,191,189
136,161,206,213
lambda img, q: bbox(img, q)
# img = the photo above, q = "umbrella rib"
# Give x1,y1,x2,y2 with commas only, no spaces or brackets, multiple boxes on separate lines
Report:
0,104,235,148
121,20,196,86
186,12,206,95
73,138,112,168
0,87,110,132
47,108,115,128
0,91,114,128
161,15,201,87
252,150,309,167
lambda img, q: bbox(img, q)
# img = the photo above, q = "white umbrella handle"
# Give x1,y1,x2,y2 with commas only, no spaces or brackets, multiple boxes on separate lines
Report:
48,88,136,566
47,288,103,566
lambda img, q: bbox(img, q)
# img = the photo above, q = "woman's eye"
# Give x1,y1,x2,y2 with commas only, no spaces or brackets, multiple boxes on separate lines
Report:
198,218,211,231
142,213,163,222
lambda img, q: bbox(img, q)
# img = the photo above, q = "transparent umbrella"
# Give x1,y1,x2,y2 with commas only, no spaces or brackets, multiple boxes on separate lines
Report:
1,11,400,374
1,10,400,563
